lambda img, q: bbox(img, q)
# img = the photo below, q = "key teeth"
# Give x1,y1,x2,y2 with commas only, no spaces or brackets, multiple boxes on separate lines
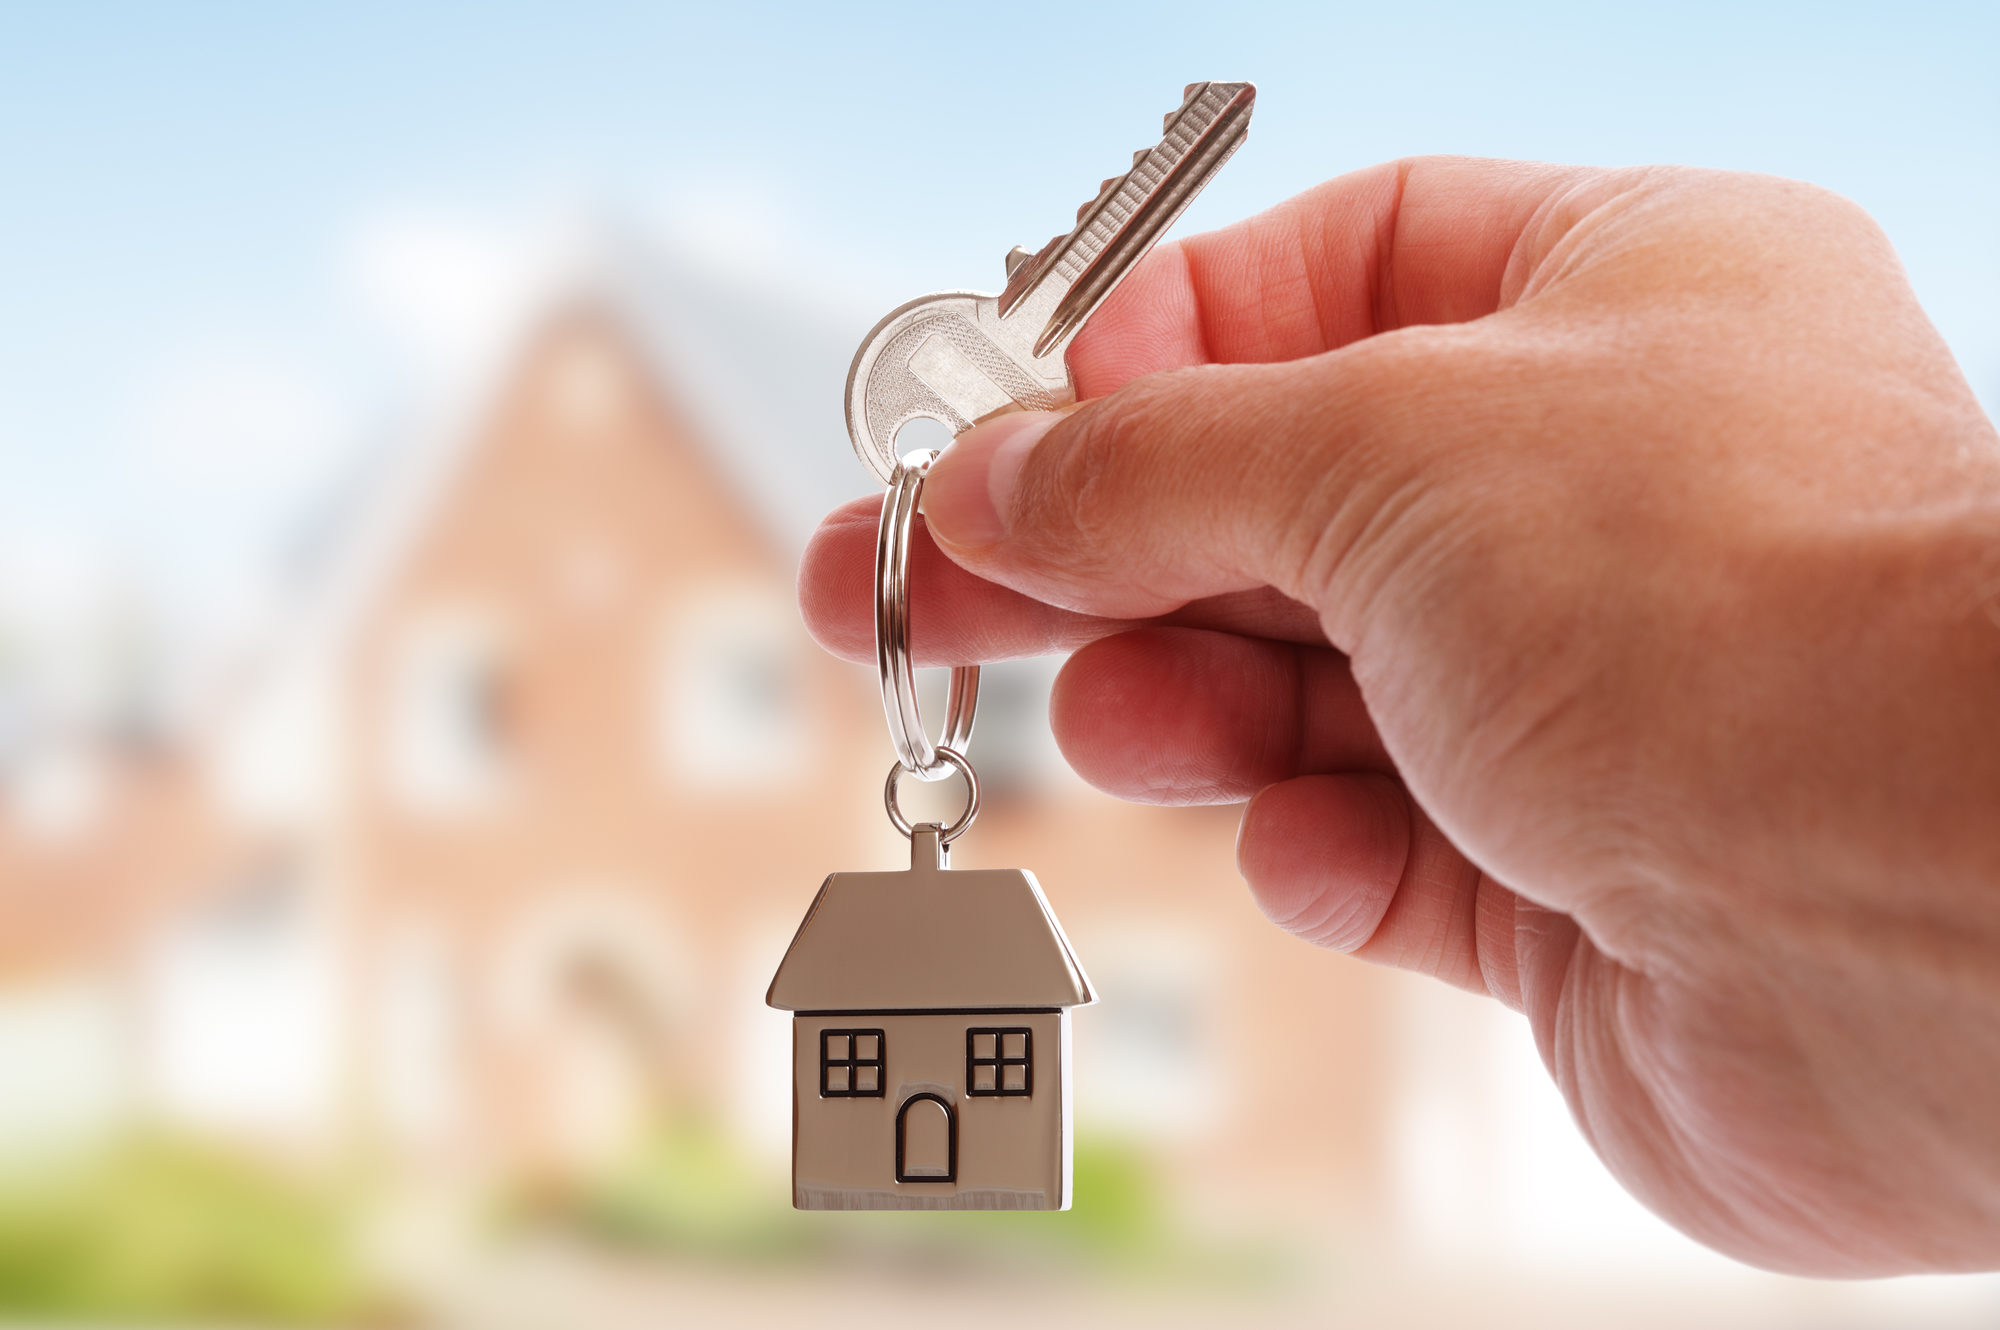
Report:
1165,86,1200,130
1076,175,1122,222
1031,82,1253,306
1164,79,1240,133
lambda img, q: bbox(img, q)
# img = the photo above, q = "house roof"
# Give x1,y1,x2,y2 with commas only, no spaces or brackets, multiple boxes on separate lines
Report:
184,217,873,833
766,846,1094,1012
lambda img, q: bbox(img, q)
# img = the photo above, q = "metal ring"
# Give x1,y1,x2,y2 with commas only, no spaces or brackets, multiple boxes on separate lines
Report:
883,746,980,843
876,450,979,781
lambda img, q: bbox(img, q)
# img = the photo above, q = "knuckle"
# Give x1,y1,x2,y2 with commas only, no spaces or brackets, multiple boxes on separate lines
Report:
1024,375,1188,565
1281,336,1457,619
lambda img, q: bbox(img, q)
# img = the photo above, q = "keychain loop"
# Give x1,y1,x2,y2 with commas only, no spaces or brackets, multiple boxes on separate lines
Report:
883,746,980,843
876,450,978,781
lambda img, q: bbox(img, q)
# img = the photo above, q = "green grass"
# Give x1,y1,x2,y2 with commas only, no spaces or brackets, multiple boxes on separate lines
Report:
540,1118,1288,1287
0,1136,375,1325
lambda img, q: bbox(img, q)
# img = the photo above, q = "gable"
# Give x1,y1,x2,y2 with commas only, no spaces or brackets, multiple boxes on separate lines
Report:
386,305,781,607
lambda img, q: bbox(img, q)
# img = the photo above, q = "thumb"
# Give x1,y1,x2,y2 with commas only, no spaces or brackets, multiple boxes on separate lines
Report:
919,336,1455,634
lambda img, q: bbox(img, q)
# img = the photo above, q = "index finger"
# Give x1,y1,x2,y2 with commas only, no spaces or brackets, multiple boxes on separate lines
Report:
1069,155,1591,396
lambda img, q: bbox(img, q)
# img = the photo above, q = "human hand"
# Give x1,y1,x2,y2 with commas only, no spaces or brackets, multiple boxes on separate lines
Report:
798,157,2000,1274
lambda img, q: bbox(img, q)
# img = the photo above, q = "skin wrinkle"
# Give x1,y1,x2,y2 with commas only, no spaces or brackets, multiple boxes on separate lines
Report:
1089,372,1262,609
1282,884,1365,951
1374,159,1410,334
1249,367,1358,603
1282,641,1310,782
1436,833,1486,992
1306,425,1471,658
1280,357,1437,638
1290,196,1337,354
1766,981,1957,1232
1564,955,1698,1207
1508,172,1654,307
1241,784,1343,945
1406,856,1462,983
1245,775,1417,958
1363,810,1473,988
1640,964,1856,1256
1472,875,1521,1010
1176,231,1218,367
1610,972,1843,1268
1334,780,1416,954
1266,845,1373,950
1567,961,1708,1230
1449,834,1490,990
1203,415,1312,609
1176,366,1319,606
1496,178,1566,307
1553,956,1800,1265
1545,928,1588,1114
1516,902,1581,1077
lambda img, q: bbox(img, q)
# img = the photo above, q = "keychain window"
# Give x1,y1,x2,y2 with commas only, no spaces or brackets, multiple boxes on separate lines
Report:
966,1027,1033,1097
820,1029,885,1097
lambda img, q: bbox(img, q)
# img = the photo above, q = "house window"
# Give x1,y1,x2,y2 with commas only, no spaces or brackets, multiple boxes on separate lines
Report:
820,1029,884,1098
657,588,808,789
386,609,509,813
966,1027,1032,1097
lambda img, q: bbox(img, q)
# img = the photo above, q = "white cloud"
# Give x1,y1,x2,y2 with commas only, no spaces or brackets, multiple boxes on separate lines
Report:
651,171,904,315
341,176,895,380
96,339,363,688
131,341,346,490
0,521,121,632
653,174,796,279
341,207,550,383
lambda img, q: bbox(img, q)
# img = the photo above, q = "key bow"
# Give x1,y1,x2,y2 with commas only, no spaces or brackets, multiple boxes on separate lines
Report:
842,81,1257,486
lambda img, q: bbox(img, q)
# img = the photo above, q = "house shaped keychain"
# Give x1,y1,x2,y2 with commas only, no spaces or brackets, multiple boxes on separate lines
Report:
772,81,1254,1211
767,451,1094,1211
767,819,1093,1210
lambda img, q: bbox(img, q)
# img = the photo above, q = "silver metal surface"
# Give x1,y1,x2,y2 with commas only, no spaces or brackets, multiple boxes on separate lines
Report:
768,823,1092,1009
844,80,1257,485
875,450,978,780
767,822,1094,1211
882,747,980,843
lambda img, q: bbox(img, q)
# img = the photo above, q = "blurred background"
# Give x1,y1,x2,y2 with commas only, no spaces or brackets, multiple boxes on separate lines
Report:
0,2,1995,1325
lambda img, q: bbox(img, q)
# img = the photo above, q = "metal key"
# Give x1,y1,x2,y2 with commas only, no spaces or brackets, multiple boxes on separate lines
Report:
844,80,1256,485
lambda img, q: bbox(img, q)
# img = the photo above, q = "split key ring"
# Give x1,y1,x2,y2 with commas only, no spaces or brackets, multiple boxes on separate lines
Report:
875,450,978,781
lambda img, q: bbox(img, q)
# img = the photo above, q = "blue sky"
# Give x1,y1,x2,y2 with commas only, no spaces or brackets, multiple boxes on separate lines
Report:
0,1,1994,632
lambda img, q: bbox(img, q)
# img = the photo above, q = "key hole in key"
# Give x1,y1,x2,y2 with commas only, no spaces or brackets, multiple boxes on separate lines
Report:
893,416,954,467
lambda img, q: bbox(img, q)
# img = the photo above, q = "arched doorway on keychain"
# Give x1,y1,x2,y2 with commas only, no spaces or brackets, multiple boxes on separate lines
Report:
894,1092,956,1184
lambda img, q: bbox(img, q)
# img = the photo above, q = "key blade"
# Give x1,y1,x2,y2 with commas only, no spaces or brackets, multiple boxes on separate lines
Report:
998,81,1256,358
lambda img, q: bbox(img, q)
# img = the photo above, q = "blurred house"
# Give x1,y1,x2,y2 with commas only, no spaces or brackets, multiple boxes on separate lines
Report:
0,264,1401,1239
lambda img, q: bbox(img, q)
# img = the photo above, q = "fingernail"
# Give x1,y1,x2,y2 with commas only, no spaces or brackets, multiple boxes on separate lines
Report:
920,410,1061,547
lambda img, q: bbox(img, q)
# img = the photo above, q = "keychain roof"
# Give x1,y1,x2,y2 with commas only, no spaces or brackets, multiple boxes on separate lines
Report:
766,832,1093,1012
